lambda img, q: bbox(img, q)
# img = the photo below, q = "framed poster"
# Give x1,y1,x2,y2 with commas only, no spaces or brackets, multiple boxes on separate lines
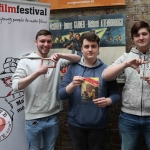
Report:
49,14,126,65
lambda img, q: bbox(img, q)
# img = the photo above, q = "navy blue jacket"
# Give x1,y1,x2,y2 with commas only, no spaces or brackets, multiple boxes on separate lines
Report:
58,58,120,129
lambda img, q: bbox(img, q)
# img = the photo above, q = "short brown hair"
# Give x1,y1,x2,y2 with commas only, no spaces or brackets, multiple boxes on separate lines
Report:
35,29,52,40
80,32,100,46
131,21,150,39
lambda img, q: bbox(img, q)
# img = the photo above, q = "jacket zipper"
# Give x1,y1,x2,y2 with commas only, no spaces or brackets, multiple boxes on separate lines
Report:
141,56,146,116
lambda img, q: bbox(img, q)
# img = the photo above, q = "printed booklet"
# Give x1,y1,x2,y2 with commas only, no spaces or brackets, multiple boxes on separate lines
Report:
81,77,99,102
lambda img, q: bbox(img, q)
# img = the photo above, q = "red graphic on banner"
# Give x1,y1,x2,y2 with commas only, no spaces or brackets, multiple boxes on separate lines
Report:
0,117,6,132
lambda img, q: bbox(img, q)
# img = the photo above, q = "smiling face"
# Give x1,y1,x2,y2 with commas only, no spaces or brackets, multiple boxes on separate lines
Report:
35,35,52,58
133,28,150,53
81,39,99,66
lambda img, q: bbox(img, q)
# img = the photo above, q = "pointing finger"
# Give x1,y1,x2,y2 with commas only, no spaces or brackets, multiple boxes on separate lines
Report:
140,76,149,79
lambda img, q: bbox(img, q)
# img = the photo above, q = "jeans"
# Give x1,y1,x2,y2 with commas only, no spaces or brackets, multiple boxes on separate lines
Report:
119,111,150,150
25,114,59,150
68,124,106,150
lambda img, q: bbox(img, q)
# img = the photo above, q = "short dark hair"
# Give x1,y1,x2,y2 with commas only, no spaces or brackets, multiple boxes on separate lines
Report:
35,29,52,40
75,33,80,37
131,21,150,39
69,30,74,34
80,32,100,46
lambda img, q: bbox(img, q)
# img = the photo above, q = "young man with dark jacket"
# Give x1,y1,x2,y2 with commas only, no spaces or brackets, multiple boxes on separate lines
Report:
58,32,120,150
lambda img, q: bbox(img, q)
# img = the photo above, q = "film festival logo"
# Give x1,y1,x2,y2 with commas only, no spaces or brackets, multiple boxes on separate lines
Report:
0,57,24,141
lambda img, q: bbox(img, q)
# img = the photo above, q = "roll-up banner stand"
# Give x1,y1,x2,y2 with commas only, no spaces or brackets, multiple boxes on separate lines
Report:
0,1,50,149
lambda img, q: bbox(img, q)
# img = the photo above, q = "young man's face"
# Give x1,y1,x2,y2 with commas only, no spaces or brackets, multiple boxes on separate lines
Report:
35,35,52,57
75,34,80,40
133,28,150,52
81,39,99,61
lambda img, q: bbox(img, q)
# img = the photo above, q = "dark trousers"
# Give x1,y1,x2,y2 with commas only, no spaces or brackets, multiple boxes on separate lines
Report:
68,124,106,150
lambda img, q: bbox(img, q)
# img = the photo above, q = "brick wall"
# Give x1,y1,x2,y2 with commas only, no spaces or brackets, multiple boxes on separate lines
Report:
50,1,150,149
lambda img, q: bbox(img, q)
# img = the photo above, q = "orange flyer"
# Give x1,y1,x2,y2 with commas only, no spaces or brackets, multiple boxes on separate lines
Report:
81,77,99,102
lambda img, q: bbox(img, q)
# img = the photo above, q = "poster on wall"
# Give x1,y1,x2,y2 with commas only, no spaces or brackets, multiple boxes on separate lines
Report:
0,0,50,149
50,14,126,66
40,0,126,10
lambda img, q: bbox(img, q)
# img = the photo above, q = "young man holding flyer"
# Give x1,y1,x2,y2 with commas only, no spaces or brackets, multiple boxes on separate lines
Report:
58,32,120,150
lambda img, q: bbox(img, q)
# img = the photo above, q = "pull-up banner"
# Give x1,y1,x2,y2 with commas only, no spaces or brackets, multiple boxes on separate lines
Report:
0,1,50,149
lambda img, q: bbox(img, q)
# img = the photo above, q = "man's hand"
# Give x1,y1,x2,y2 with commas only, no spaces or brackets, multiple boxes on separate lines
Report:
50,53,62,63
66,76,85,94
125,58,147,74
71,76,85,88
140,76,150,84
103,58,148,81
93,97,112,107
41,57,57,68
37,59,56,75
